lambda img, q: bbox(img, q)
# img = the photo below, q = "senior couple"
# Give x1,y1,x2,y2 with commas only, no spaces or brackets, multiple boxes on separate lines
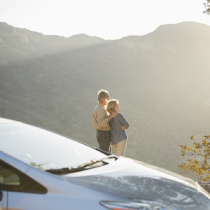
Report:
92,89,129,156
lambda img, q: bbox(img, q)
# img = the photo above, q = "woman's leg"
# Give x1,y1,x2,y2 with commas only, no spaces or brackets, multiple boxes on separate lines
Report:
112,144,118,155
112,139,127,156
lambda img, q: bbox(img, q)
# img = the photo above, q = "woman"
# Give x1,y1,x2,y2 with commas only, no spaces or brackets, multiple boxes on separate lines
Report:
106,99,129,156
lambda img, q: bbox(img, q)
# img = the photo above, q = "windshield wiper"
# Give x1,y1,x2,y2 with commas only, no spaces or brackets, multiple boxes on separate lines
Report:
45,155,118,175
77,155,118,168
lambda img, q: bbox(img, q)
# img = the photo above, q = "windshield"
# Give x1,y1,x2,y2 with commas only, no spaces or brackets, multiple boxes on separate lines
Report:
0,122,107,170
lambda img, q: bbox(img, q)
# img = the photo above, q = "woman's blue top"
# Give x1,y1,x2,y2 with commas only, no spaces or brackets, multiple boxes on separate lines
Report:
109,113,129,145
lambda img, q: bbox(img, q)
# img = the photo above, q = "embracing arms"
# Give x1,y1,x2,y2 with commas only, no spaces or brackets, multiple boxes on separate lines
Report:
93,108,118,130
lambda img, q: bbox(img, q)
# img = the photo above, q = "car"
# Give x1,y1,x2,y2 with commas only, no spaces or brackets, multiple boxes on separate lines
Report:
0,117,210,210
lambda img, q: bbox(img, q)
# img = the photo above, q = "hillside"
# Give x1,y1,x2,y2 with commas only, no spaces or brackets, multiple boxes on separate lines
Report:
1,22,210,175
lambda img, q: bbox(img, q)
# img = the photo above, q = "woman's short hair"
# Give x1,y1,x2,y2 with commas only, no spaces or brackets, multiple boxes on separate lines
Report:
107,99,119,113
97,89,109,101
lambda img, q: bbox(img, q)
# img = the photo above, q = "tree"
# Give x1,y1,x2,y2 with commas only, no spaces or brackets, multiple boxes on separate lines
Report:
178,135,210,182
204,0,210,14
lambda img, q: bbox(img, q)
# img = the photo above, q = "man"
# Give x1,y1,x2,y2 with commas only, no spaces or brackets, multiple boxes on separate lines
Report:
92,89,118,152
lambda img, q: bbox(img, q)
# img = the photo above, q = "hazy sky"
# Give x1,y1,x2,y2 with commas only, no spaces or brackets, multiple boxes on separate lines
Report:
0,0,209,40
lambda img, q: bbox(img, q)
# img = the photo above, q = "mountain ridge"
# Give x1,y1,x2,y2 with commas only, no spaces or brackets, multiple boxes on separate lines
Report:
1,21,210,177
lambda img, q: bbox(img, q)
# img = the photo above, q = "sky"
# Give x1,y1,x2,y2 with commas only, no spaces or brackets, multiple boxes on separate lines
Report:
0,0,210,40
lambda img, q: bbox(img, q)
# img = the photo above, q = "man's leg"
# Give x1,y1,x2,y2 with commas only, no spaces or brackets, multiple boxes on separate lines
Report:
96,130,111,153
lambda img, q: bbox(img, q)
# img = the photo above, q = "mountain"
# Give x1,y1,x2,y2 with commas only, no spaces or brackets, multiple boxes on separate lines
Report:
1,22,210,177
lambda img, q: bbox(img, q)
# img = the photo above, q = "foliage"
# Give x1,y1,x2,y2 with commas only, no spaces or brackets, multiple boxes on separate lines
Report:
204,0,210,14
178,135,210,182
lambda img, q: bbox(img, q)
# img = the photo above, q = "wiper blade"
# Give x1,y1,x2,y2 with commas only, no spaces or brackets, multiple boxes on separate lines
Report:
78,155,118,168
45,155,118,175
45,167,90,175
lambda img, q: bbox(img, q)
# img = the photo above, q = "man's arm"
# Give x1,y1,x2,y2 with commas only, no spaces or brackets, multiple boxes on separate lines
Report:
108,111,118,122
93,109,118,129
121,125,126,130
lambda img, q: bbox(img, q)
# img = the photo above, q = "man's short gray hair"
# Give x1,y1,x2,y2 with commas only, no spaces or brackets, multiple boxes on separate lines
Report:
97,89,109,101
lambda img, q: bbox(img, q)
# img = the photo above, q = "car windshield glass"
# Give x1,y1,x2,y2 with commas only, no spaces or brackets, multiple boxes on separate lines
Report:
0,122,107,170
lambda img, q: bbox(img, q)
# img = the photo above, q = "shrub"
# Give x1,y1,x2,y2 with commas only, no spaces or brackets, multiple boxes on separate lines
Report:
178,135,210,182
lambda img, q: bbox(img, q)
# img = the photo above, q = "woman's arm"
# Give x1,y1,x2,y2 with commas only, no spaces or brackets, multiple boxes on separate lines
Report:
118,113,129,129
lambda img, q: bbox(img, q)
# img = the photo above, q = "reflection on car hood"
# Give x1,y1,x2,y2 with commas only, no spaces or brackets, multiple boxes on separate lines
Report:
65,157,210,209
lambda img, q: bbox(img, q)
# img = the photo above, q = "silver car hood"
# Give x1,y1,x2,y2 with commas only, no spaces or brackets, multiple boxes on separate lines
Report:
65,157,210,209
